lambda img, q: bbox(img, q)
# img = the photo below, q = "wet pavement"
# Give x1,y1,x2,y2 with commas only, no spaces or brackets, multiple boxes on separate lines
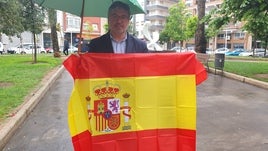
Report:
3,69,268,151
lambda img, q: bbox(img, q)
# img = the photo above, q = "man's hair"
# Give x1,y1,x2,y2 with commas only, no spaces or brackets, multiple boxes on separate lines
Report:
108,1,130,18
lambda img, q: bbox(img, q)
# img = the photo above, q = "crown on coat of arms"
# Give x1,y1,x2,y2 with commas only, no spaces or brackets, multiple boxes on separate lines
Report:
94,81,120,99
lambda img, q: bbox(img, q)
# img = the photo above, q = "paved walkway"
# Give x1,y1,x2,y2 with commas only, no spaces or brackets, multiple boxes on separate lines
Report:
2,69,268,151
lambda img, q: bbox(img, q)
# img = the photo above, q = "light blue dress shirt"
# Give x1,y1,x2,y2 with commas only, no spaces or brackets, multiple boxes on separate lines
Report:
110,34,127,54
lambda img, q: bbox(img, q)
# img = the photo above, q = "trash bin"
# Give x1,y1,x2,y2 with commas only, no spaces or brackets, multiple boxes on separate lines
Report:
214,53,225,72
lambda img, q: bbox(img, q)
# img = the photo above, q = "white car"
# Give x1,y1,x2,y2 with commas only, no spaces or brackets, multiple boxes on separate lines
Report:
0,42,4,54
7,43,46,54
171,46,185,52
239,49,266,57
215,48,230,54
69,46,78,53
239,51,253,57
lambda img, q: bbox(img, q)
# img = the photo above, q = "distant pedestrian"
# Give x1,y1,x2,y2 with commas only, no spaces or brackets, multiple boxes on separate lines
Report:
63,38,69,56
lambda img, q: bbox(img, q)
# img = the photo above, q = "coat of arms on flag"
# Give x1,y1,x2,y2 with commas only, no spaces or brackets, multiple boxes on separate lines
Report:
63,52,207,151
86,81,132,133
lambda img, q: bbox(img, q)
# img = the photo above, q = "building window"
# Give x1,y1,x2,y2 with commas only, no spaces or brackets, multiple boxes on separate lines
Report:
217,34,225,39
234,32,245,39
233,43,244,49
92,24,99,31
67,17,80,28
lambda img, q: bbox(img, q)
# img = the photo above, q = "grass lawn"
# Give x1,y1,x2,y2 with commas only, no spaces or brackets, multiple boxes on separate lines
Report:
209,56,268,82
0,54,63,120
224,61,268,82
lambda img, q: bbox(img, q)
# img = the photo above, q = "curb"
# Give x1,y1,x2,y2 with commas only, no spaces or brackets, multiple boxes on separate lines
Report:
0,65,65,150
210,68,268,90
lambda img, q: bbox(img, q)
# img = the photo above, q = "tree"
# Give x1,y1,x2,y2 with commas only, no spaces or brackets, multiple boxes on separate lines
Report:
243,13,268,56
195,0,206,53
0,0,24,39
19,0,45,63
47,8,60,57
160,2,193,48
185,16,198,39
159,30,172,49
205,0,268,53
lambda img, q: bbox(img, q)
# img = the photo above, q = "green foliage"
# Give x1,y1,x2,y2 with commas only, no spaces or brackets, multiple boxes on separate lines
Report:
19,0,45,34
185,16,198,38
0,0,24,36
104,23,109,33
243,13,268,49
205,0,268,40
159,30,170,44
160,1,194,43
0,0,46,37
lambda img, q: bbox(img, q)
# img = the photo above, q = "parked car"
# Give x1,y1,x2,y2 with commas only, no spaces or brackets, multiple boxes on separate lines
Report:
7,43,45,54
170,46,184,52
239,51,253,57
0,42,4,54
28,45,46,54
254,48,266,57
206,48,214,54
69,45,78,53
7,45,28,54
215,48,230,54
187,47,195,51
44,47,53,53
225,49,246,56
239,48,266,57
59,45,78,54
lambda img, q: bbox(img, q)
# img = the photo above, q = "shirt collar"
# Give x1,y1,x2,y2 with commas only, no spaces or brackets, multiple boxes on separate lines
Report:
110,33,127,43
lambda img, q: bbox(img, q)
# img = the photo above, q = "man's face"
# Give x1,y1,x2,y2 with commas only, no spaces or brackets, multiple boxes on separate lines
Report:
108,7,130,35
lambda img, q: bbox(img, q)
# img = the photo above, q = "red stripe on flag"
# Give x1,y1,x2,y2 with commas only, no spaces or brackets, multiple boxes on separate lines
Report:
72,128,196,151
63,53,206,85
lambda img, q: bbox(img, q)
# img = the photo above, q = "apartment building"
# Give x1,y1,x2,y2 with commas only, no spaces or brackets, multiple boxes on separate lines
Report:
182,0,252,51
135,0,178,39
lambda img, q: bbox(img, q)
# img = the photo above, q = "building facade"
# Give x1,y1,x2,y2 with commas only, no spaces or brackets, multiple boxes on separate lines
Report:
136,0,178,39
182,0,252,51
60,13,106,48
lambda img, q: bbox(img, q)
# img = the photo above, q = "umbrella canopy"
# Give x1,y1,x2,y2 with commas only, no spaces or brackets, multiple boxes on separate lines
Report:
34,0,145,17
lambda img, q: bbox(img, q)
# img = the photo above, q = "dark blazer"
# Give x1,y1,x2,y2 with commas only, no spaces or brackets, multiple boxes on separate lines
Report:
88,32,148,53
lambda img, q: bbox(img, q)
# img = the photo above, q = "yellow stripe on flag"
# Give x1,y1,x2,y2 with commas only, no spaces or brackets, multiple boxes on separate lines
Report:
68,75,196,137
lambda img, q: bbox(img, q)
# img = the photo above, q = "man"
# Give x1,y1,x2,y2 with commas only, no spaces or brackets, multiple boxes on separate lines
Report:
63,38,69,56
88,1,148,53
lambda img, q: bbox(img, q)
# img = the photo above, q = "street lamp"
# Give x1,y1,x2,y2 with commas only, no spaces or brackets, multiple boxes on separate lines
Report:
223,29,232,48
225,30,227,48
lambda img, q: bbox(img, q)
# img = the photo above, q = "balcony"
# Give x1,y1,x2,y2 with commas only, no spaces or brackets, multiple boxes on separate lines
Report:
146,15,166,20
150,24,164,30
146,5,168,11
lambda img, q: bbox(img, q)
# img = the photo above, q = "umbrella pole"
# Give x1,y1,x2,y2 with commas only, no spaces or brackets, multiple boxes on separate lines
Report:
78,0,85,53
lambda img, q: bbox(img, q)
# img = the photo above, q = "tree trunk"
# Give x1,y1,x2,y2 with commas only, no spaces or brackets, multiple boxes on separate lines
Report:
48,9,60,57
195,0,207,53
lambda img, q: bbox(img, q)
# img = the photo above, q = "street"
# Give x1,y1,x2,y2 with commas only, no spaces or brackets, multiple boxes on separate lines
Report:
3,69,268,151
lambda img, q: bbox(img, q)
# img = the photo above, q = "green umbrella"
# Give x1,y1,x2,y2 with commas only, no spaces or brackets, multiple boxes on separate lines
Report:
34,0,145,17
34,0,145,52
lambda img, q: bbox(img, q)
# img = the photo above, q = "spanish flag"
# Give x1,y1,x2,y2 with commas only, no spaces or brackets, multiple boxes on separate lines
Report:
63,52,207,151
